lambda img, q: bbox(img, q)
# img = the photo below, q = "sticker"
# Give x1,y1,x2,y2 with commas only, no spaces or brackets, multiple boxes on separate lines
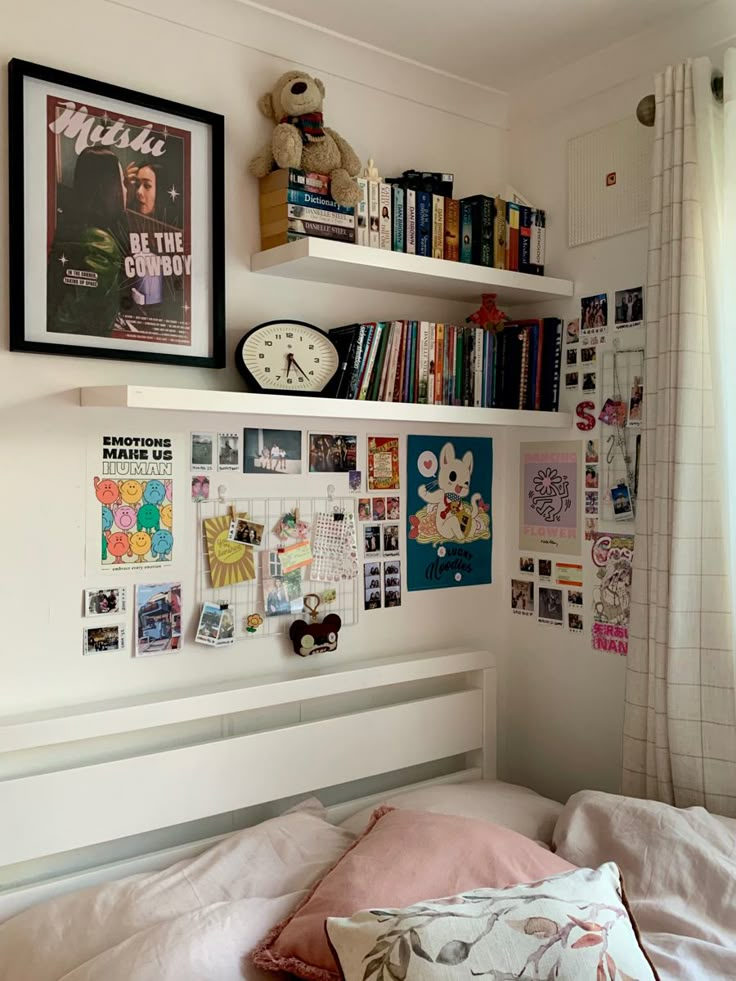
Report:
585,465,599,489
615,286,643,329
585,438,599,464
568,611,584,632
520,441,581,555
217,433,240,471
358,498,371,521
566,348,578,366
367,435,400,491
582,371,597,393
386,496,400,520
555,562,583,587
611,481,634,520
591,533,634,655
565,371,579,389
628,377,643,427
538,559,552,581
84,587,126,616
585,491,599,515
308,433,358,473
363,524,381,555
227,517,265,547
565,319,580,344
243,428,302,474
511,579,534,616
273,510,309,542
519,556,535,575
364,559,382,610
384,560,402,608
311,511,358,582
580,292,608,343
246,613,264,633
348,470,362,492
191,475,210,502
372,497,386,521
191,432,214,471
204,514,256,587
538,586,564,626
83,623,125,655
576,402,596,431
580,345,596,365
134,582,182,656
382,523,400,556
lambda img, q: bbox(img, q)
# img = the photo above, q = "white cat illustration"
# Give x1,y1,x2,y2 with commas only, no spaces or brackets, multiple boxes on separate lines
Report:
418,441,482,541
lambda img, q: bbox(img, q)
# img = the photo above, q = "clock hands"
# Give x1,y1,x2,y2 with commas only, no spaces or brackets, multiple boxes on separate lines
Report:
286,352,310,379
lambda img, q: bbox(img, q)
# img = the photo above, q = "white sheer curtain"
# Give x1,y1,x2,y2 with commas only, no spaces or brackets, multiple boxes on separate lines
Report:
622,60,736,816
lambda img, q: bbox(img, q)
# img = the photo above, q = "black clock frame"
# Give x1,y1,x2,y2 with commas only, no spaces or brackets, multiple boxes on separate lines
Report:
235,319,340,397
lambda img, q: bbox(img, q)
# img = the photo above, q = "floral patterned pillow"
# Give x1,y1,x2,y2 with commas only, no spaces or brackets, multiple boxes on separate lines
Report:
325,863,659,981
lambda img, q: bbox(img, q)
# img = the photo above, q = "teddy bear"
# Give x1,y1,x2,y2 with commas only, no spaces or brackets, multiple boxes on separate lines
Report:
249,70,361,207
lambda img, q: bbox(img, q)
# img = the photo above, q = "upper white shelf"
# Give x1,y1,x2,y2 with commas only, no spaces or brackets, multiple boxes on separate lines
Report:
250,238,574,304
79,386,572,428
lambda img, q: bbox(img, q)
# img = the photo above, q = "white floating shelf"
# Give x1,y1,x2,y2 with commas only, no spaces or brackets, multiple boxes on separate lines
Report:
250,238,574,304
79,385,572,428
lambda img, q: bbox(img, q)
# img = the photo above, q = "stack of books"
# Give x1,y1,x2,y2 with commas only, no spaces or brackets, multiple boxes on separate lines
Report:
329,318,562,410
259,169,356,251
355,171,546,275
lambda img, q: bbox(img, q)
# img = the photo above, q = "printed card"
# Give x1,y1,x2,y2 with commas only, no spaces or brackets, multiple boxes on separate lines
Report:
367,435,400,490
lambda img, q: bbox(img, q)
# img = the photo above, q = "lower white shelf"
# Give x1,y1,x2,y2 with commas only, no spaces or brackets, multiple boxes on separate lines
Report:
79,386,572,428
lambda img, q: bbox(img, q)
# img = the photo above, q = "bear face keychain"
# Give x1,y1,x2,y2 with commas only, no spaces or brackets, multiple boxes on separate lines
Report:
289,593,342,657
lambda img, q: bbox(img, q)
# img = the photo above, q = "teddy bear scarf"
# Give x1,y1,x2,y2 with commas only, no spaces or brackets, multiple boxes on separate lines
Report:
280,111,325,144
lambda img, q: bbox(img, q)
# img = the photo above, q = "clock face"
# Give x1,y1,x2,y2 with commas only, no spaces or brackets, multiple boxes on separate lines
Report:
238,321,339,394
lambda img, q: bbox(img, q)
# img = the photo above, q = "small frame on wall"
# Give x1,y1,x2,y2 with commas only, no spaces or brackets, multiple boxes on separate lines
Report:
8,59,225,367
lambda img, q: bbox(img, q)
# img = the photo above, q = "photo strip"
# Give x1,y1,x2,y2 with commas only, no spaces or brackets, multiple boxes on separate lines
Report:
364,559,382,610
384,560,401,608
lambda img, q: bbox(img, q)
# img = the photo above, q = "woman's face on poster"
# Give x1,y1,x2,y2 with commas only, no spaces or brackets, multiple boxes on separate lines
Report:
135,165,156,216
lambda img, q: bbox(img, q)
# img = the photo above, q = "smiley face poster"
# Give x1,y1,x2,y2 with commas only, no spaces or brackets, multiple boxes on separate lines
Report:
406,435,492,592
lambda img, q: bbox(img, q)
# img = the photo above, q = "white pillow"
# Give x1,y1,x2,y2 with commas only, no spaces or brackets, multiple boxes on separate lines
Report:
0,800,354,981
339,780,563,844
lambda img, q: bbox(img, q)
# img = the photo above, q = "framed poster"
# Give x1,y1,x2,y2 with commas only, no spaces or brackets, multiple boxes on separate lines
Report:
407,436,492,591
8,59,225,367
519,441,581,555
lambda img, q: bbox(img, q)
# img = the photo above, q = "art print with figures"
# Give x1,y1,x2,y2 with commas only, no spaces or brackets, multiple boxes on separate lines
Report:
519,441,581,555
8,59,224,366
406,436,492,591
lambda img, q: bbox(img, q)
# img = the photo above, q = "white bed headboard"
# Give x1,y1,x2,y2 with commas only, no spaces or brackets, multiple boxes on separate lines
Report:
0,647,496,919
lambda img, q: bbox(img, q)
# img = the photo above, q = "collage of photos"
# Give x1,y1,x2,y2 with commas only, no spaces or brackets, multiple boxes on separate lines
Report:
190,430,245,501
364,559,401,610
82,586,128,655
512,556,583,632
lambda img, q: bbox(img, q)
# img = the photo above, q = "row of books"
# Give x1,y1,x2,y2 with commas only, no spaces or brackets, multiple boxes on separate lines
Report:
257,169,546,276
329,318,563,411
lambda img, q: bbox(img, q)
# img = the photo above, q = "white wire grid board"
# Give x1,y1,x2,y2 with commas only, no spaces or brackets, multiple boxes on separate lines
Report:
196,495,359,641
599,347,644,523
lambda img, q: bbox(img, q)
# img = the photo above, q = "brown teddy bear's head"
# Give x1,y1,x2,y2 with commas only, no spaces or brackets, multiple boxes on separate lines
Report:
258,70,325,122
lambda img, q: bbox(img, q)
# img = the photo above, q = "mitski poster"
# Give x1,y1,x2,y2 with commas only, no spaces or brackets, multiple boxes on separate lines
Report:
519,441,581,555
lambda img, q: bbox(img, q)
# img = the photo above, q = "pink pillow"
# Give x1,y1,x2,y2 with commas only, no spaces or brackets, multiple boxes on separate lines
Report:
252,805,576,980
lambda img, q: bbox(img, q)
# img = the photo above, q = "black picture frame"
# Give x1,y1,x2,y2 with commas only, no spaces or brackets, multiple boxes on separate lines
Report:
8,58,225,367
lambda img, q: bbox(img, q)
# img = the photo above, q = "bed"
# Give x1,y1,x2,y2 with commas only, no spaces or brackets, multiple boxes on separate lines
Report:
0,647,734,980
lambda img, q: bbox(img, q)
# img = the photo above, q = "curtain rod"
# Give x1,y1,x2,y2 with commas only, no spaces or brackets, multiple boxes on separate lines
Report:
636,72,723,126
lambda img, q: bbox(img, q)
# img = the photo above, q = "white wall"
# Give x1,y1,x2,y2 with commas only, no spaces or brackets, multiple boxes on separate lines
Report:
0,0,511,729
501,1,736,802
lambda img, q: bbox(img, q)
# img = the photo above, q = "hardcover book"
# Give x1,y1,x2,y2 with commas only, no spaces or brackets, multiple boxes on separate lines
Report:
260,220,355,247
260,203,355,228
259,188,354,215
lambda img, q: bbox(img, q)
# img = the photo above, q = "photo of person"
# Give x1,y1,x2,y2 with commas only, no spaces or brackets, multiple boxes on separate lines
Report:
538,587,563,624
585,517,598,540
218,433,239,469
364,560,381,610
363,524,381,554
372,498,386,521
568,589,583,606
565,319,580,344
358,498,371,521
628,377,643,426
585,491,599,514
244,428,302,474
568,612,583,631
582,372,596,392
85,587,125,616
383,524,400,556
83,624,125,654
585,465,599,489
228,518,265,547
581,346,596,364
386,497,400,520
519,556,535,574
191,433,213,469
538,559,552,580
384,560,402,608
585,439,599,464
566,348,577,365
511,579,534,614
565,372,579,388
309,434,358,473
615,286,644,327
581,293,608,330
191,475,210,502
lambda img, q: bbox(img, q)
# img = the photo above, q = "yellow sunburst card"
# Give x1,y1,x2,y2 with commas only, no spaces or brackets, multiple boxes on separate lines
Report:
203,514,256,587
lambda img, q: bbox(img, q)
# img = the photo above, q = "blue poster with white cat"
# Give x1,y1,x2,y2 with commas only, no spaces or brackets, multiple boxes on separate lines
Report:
407,435,493,591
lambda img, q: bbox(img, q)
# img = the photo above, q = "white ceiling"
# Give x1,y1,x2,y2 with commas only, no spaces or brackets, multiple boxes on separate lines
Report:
245,0,712,90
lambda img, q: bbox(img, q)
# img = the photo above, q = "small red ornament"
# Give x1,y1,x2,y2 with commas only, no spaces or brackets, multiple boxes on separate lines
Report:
575,401,596,431
467,293,508,332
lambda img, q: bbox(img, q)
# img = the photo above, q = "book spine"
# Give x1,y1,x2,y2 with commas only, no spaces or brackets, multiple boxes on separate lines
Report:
280,189,354,214
444,199,459,261
474,327,483,408
417,322,429,403
368,180,380,248
416,192,432,257
429,323,436,404
460,201,473,263
465,198,493,267
518,326,530,409
261,219,355,243
431,195,445,259
519,206,532,273
549,318,562,411
465,327,475,407
356,177,368,246
405,322,417,403
435,323,444,404
393,323,408,402
455,328,463,405
507,202,520,271
493,196,507,269
379,183,392,250
383,322,402,401
260,169,330,195
530,209,545,275
347,324,367,399
406,189,417,255
358,324,383,400
280,204,355,227
392,186,405,252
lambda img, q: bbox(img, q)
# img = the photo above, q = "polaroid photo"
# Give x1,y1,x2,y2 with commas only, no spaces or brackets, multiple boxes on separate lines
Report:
218,608,235,646
511,579,534,616
582,371,597,393
191,475,211,503
628,377,643,427
585,516,598,541
386,496,400,520
519,556,535,575
382,523,400,556
384,560,402,608
585,465,599,489
243,428,302,474
364,559,382,610
358,498,371,521
615,286,644,328
585,491,599,515
598,398,628,426
538,587,564,626
349,470,362,492
566,348,578,366
195,602,224,646
585,438,599,464
580,292,608,330
191,432,214,471
580,345,596,364
84,587,126,617
538,559,552,581
565,318,580,345
261,550,304,617
83,623,125,655
228,517,265,547
363,524,381,555
611,481,634,520
309,433,358,473
217,433,240,471
567,589,584,607
565,371,579,389
135,583,182,656
568,611,584,633
372,497,386,521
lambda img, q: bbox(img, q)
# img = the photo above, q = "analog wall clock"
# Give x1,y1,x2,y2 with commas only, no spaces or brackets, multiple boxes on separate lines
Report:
235,320,339,396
